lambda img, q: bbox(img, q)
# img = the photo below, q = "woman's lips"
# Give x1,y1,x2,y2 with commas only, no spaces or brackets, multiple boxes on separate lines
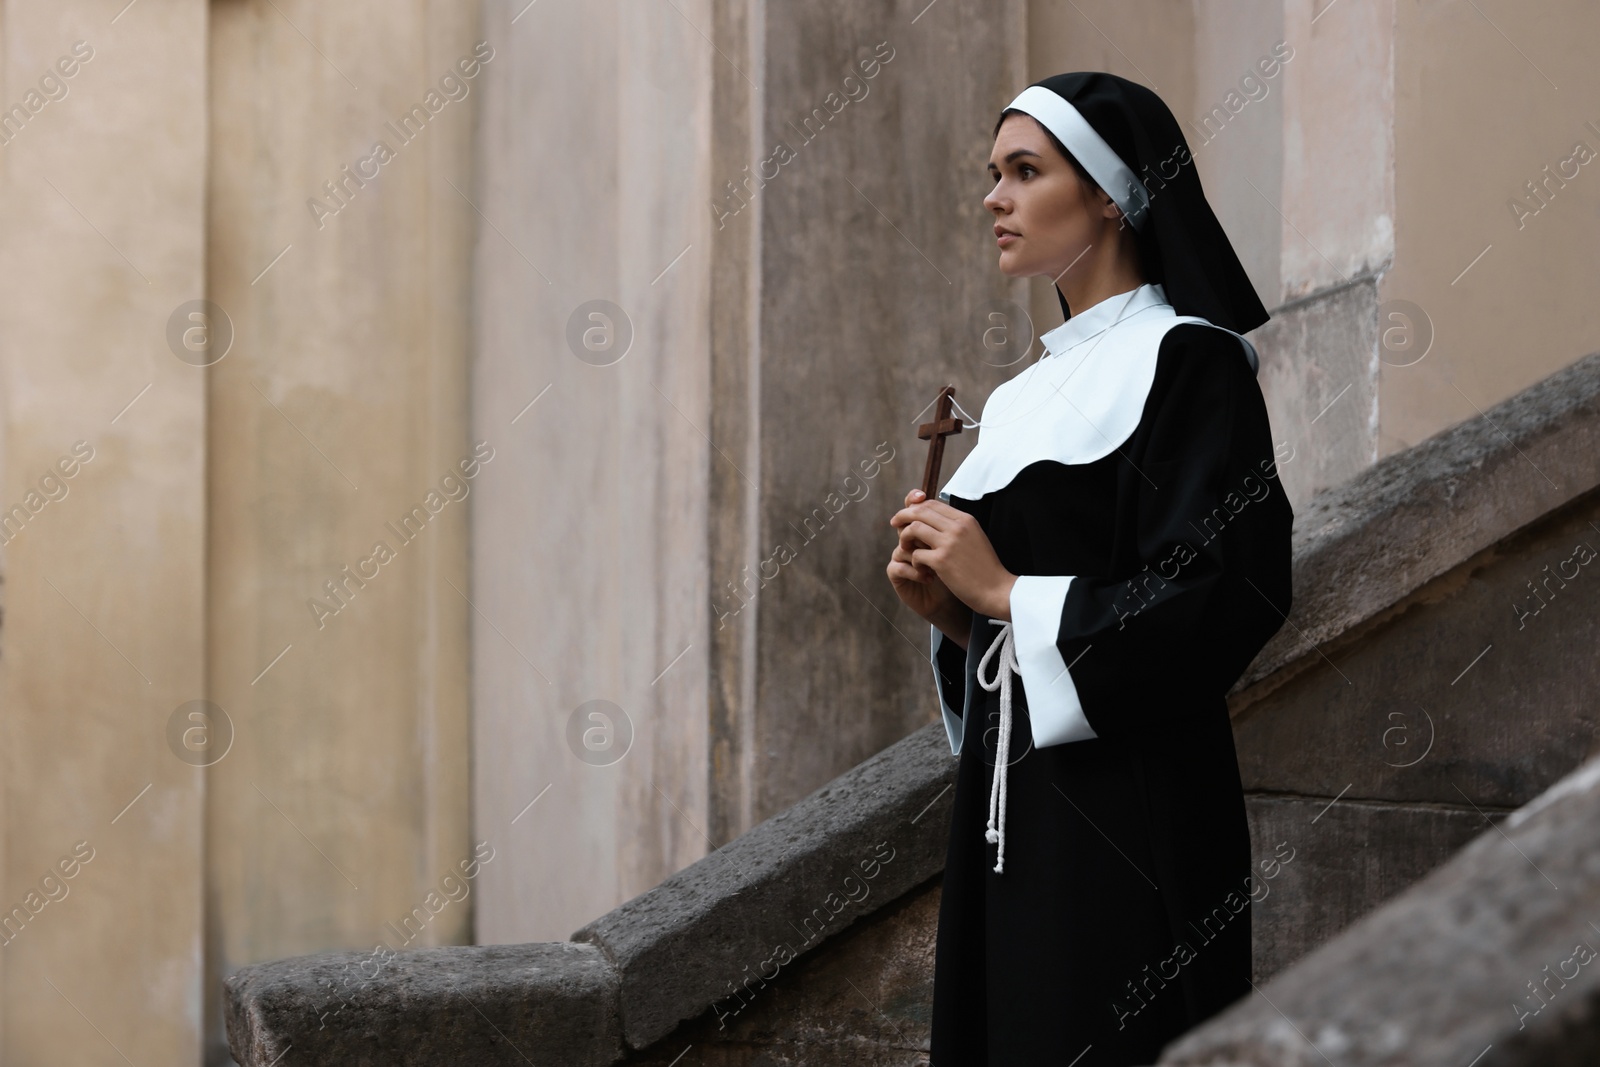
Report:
997,233,1019,246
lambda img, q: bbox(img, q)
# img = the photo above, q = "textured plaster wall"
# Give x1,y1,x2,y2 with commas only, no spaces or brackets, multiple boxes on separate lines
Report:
0,1,207,1061
468,0,715,945
206,0,480,1055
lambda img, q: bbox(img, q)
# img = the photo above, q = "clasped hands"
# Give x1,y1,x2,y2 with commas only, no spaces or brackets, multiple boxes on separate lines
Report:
886,488,1017,644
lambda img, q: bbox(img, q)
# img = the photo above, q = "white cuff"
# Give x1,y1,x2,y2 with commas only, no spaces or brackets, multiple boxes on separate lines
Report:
1009,575,1098,746
929,623,966,756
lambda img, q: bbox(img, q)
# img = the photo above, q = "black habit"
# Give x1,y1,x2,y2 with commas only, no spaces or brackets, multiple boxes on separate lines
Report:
925,71,1293,1065
927,317,1292,1064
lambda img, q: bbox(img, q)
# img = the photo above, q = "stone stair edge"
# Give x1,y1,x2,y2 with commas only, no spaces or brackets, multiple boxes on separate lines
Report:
1159,747,1600,1065
1237,348,1600,689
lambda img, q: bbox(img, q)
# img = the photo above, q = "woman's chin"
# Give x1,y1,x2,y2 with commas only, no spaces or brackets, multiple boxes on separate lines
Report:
994,251,1029,278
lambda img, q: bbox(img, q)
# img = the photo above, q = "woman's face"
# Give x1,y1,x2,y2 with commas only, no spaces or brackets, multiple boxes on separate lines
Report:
984,112,1115,281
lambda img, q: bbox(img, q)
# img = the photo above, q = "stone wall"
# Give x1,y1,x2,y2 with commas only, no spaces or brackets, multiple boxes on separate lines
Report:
618,878,942,1067
1163,748,1600,1066
706,0,1028,844
1236,483,1600,974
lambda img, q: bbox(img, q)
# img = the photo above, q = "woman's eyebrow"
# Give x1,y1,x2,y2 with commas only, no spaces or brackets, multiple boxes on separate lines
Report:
988,148,1044,170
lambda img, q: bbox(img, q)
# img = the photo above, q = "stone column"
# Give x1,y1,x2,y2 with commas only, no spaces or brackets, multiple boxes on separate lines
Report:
708,0,1028,839
469,0,1028,943
206,0,477,1056
0,1,207,1062
467,0,717,944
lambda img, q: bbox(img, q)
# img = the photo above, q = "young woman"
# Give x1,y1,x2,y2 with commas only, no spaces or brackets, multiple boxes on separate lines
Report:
887,72,1294,1064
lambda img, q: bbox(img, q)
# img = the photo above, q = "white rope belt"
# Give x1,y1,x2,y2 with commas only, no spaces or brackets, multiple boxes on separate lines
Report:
976,618,1019,873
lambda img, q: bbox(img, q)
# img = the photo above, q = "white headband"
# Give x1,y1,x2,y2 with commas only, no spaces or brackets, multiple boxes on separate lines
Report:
1004,84,1150,231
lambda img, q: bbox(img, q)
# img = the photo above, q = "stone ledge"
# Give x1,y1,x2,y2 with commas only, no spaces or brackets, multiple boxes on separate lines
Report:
224,724,957,1063
1235,349,1600,694
1160,748,1600,1066
572,722,956,1049
224,941,622,1066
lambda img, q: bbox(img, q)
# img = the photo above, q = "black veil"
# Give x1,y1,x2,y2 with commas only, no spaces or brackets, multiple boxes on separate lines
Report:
1001,71,1270,336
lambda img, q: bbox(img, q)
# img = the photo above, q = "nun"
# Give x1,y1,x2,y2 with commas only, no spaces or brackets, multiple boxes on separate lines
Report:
887,72,1294,1064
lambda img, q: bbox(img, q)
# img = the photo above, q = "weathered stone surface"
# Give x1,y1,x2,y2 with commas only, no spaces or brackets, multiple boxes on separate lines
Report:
1234,487,1600,810
603,792,1497,1064
1235,349,1600,693
224,942,621,1066
207,2,484,1057
619,876,941,1066
1253,275,1381,512
1244,794,1499,982
1160,752,1600,1066
710,0,1027,846
573,724,957,1050
468,0,719,949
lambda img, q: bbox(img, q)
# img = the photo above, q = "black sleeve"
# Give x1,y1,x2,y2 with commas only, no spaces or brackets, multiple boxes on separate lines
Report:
1058,324,1294,739
933,624,967,713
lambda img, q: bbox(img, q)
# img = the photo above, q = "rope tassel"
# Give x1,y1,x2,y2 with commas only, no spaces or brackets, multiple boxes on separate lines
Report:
976,618,1020,873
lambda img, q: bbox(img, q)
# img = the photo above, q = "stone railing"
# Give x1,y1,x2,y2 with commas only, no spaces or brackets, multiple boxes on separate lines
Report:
224,724,959,1064
1242,349,1600,691
1160,748,1600,1066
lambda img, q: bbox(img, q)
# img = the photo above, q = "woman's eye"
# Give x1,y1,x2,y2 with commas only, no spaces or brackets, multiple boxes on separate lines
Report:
1018,165,1036,178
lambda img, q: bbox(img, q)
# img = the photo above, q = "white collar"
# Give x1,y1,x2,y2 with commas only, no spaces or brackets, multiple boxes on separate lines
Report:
1038,282,1171,358
938,283,1246,501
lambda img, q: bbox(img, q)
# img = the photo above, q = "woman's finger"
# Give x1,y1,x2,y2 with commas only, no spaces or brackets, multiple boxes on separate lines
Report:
891,500,956,530
898,520,943,553
887,559,928,584
892,544,936,574
904,501,959,532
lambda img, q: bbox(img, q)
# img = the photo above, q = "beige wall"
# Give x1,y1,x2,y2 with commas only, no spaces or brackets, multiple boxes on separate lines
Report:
468,0,714,944
1025,0,1197,333
1263,0,1395,504
1279,0,1396,300
205,0,478,1056
1384,0,1600,454
1191,0,1285,308
0,1,207,1063
3,0,481,1061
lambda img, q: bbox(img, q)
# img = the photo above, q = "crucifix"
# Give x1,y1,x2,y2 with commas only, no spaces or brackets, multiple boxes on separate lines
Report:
918,385,964,500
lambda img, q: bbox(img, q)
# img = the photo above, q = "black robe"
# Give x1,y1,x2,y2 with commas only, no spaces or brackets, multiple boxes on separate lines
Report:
927,323,1294,1065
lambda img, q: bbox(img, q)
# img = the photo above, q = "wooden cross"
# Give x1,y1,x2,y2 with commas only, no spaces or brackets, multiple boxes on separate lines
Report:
918,385,963,499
